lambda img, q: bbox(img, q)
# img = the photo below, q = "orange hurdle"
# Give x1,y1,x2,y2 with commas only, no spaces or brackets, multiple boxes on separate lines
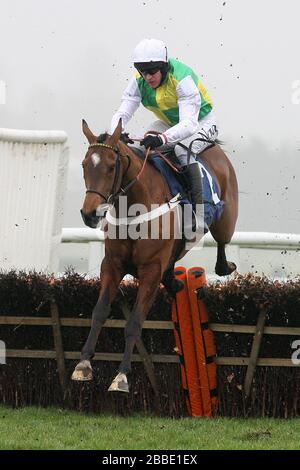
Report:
172,267,203,417
172,266,218,417
194,268,218,412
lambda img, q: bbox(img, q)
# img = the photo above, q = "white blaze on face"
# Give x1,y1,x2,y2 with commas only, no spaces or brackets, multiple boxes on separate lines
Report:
91,153,101,168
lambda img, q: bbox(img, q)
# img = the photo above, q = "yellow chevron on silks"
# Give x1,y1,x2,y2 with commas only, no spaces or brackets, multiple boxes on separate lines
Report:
199,81,213,108
136,58,213,125
155,74,179,111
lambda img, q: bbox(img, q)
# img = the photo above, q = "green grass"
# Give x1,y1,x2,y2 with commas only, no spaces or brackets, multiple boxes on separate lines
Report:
0,405,300,450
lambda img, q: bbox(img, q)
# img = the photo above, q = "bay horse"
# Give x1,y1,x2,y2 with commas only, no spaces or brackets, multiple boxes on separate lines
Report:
72,119,238,392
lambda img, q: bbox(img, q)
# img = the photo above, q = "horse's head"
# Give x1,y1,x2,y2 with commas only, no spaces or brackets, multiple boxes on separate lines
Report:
81,119,122,228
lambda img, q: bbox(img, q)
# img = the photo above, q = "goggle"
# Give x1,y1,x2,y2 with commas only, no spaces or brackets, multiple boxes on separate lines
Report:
138,67,161,76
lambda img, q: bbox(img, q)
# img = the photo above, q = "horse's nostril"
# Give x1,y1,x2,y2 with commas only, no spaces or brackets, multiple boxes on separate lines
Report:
80,209,97,220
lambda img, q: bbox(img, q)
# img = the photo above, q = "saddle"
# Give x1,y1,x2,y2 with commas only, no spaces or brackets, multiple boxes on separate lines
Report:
130,146,188,195
130,145,225,230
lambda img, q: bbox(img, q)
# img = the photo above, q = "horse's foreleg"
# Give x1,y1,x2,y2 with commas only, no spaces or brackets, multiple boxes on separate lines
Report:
72,263,123,381
108,264,161,393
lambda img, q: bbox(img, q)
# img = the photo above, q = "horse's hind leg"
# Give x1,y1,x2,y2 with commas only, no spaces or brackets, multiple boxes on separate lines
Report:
72,259,123,381
210,196,238,276
200,143,238,276
211,211,237,276
215,243,237,276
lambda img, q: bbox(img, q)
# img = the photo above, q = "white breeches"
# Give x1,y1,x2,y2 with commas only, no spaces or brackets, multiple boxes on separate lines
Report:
144,111,219,166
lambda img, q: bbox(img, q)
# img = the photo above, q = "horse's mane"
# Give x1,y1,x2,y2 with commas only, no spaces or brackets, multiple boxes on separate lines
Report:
97,133,109,143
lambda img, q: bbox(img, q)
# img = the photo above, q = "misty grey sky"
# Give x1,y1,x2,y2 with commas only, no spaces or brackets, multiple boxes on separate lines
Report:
1,0,299,232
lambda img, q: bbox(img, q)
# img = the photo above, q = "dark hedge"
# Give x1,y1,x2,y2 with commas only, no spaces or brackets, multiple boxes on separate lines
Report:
1,270,300,417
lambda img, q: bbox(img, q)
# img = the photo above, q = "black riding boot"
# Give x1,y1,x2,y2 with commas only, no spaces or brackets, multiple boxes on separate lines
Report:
181,163,206,233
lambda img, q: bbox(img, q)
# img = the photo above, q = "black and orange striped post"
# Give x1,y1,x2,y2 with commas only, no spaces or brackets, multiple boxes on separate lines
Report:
172,266,203,417
194,268,218,412
172,266,218,417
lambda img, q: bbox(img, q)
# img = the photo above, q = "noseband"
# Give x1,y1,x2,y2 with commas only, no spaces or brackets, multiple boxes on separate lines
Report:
86,142,131,205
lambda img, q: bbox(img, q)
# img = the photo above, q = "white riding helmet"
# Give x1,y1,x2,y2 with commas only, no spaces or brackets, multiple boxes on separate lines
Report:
133,38,168,64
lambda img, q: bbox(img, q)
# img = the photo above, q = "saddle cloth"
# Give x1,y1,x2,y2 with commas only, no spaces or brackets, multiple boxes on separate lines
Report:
149,153,225,229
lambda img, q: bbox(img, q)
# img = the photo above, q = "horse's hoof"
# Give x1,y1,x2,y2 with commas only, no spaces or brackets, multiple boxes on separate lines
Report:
215,261,237,276
227,262,237,274
108,373,129,393
71,360,93,381
163,279,184,298
172,279,184,294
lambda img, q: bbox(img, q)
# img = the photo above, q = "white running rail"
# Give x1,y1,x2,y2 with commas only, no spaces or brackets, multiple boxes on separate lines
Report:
0,128,69,273
61,229,300,277
62,229,300,249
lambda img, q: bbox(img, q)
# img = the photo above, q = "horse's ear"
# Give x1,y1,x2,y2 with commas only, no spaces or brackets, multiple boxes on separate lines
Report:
110,118,123,145
82,119,97,144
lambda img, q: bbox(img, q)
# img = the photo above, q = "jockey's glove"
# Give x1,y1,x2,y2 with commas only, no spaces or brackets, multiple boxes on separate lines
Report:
120,132,134,144
140,134,164,149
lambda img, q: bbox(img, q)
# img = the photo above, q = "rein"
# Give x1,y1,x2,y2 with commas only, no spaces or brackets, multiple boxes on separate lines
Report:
86,135,182,206
131,134,180,174
86,141,173,205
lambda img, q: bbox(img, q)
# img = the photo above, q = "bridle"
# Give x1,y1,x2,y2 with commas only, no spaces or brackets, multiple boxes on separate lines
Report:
85,139,180,206
85,142,132,205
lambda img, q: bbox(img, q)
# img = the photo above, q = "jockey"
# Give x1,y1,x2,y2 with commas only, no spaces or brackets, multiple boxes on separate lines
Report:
111,38,219,229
